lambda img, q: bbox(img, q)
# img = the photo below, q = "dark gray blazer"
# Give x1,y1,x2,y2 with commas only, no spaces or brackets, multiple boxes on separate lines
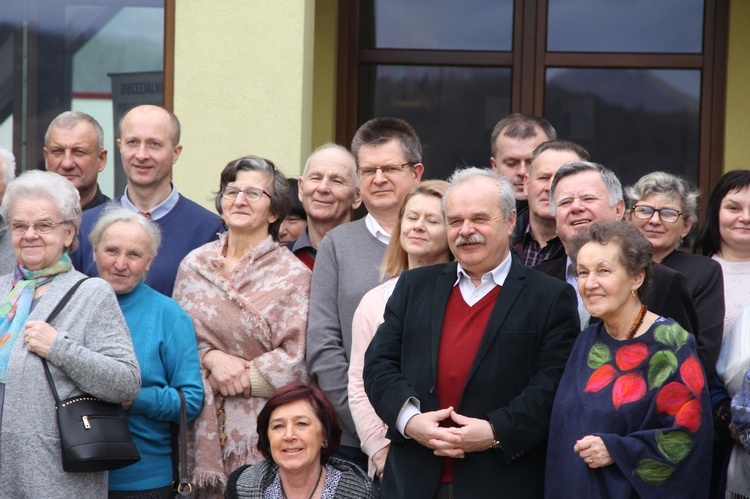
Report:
364,259,579,499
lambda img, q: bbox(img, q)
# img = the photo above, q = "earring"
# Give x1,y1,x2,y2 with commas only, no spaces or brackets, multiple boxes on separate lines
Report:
631,290,636,298
322,441,328,449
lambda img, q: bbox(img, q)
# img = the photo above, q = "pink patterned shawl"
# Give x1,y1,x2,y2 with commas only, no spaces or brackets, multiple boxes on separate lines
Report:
173,234,310,498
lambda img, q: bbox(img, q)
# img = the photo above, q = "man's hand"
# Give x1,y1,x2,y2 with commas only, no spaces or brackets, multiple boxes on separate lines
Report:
433,411,496,458
405,407,462,449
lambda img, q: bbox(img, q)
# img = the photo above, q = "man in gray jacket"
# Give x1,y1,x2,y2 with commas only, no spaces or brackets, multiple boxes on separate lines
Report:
306,117,424,469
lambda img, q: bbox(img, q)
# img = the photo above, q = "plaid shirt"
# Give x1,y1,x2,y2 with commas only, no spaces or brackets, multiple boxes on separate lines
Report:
512,223,564,267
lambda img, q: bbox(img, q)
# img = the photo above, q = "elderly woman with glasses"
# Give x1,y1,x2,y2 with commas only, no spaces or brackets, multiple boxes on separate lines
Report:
0,170,140,497
173,155,311,498
625,172,724,383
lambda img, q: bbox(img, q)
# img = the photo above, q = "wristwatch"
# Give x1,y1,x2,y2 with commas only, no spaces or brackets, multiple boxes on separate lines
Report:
489,422,502,449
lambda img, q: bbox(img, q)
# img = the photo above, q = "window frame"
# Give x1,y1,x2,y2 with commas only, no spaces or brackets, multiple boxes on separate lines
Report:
336,0,729,219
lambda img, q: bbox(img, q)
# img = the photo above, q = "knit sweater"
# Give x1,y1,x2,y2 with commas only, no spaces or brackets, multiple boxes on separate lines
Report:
712,255,750,335
225,457,374,499
173,234,311,498
72,194,222,297
108,281,204,492
0,270,141,498
306,218,387,447
0,217,14,276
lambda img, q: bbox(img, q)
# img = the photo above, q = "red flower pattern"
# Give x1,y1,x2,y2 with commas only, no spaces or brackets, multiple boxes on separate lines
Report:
585,342,705,434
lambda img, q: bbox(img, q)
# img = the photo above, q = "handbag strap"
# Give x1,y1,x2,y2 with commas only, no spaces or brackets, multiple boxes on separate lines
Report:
39,277,92,406
176,389,193,495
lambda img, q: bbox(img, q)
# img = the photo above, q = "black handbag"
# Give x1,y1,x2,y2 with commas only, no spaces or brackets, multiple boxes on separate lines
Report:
173,390,195,497
40,277,141,473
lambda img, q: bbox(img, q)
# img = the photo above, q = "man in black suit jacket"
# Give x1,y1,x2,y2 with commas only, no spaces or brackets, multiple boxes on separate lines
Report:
536,161,699,335
364,168,579,498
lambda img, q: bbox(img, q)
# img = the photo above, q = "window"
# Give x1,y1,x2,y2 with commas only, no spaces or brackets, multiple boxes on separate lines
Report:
338,0,728,209
0,0,165,196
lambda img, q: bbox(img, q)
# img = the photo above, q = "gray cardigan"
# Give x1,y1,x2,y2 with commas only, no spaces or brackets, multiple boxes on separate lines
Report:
0,217,15,276
305,218,387,447
0,269,141,498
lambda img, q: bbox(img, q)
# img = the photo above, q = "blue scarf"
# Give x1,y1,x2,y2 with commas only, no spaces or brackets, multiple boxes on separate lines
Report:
0,253,73,383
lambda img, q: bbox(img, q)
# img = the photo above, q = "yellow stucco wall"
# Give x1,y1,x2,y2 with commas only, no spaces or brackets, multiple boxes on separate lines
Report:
172,1,315,209
312,0,338,150
724,0,750,171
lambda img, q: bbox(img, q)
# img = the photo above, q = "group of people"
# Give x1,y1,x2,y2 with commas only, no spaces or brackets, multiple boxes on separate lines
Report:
0,107,748,499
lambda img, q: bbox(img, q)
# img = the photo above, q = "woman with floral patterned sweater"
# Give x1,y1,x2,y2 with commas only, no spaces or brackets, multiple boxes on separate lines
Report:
173,156,311,498
545,221,712,498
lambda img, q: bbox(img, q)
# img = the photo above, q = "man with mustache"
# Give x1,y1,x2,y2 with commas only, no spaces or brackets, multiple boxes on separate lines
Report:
364,167,579,498
535,161,698,334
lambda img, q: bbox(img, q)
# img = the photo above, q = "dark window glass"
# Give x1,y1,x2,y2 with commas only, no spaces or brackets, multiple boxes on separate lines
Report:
0,1,163,196
545,68,701,185
547,0,704,53
359,65,511,180
360,0,513,51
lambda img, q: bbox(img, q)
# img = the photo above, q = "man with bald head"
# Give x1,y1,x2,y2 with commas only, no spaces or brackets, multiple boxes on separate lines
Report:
44,111,110,211
72,105,221,296
287,143,362,269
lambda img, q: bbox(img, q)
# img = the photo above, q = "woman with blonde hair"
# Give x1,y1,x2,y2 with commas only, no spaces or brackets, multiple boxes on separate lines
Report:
348,180,451,479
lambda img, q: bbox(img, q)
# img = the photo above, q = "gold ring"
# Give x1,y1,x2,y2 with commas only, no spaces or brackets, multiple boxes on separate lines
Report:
587,458,592,463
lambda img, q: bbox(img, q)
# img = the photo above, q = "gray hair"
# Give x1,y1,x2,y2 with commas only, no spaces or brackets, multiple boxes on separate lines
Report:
0,146,16,187
89,204,162,258
302,143,359,188
550,161,623,217
215,155,289,242
490,114,557,156
443,167,516,221
45,111,105,151
2,170,82,252
625,171,699,225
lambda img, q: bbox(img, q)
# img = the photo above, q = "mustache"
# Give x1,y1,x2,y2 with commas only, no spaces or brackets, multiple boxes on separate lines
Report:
454,234,487,247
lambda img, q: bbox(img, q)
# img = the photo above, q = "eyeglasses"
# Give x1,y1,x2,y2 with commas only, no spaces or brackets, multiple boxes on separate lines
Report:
357,162,414,178
221,186,271,202
631,205,683,223
10,220,69,235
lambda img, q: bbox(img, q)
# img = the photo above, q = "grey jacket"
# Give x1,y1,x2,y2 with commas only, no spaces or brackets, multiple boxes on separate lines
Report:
0,270,141,498
305,219,387,447
226,457,374,499
0,217,15,276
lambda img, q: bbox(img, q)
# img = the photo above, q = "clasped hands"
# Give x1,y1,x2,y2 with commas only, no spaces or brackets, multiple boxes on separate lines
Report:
202,349,252,397
404,406,495,458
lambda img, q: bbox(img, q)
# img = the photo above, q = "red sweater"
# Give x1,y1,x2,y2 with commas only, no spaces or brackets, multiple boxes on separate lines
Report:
437,284,501,483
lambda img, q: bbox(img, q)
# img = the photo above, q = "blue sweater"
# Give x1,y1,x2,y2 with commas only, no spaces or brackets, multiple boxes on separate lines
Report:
108,282,204,492
71,194,222,296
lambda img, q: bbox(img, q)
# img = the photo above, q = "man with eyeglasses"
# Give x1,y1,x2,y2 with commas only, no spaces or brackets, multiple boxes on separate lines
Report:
534,161,699,336
71,105,221,296
288,143,362,269
306,117,424,471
